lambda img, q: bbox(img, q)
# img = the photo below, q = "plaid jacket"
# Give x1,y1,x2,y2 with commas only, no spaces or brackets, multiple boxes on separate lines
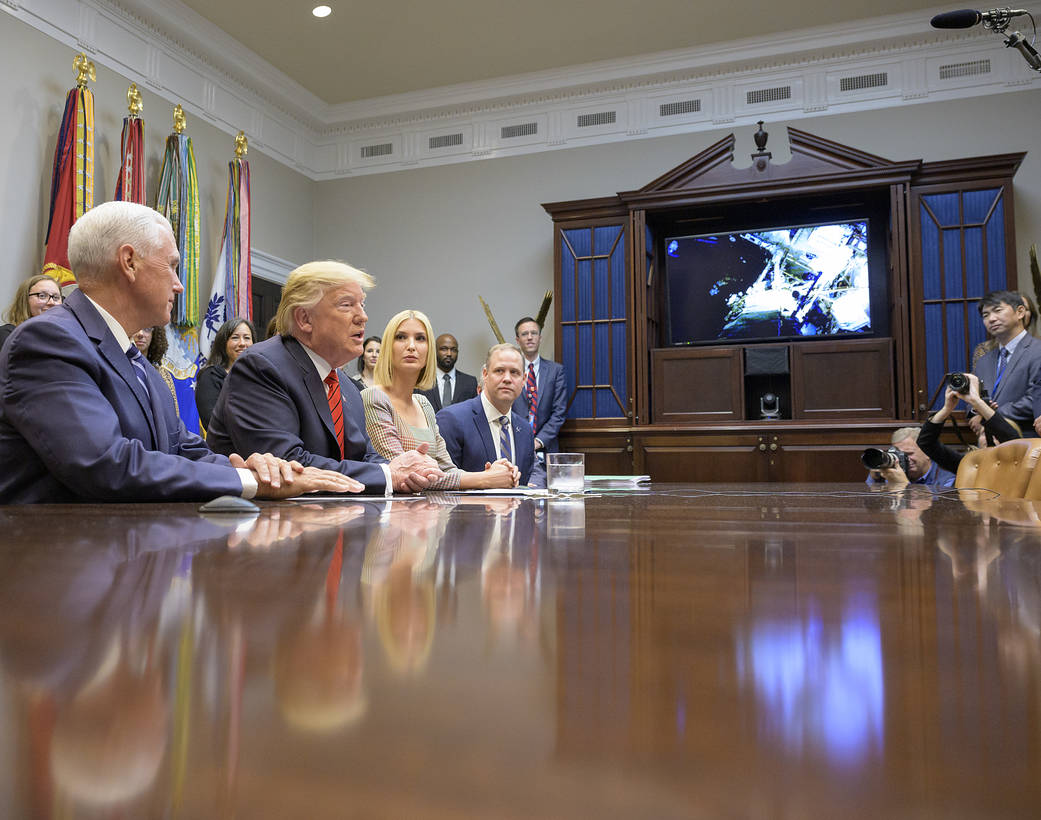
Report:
361,386,462,490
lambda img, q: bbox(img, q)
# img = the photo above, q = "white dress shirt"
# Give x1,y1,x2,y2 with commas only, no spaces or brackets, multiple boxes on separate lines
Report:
300,344,392,494
481,391,516,462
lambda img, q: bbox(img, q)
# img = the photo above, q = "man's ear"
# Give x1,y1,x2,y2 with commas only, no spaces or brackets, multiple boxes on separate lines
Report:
292,306,312,335
116,244,136,282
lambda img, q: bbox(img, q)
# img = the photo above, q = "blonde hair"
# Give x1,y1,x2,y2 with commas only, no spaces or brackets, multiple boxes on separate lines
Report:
3,274,60,325
275,260,375,336
374,309,437,391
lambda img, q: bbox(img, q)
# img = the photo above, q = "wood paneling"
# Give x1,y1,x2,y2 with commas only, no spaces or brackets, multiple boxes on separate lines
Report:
652,347,743,423
790,338,894,419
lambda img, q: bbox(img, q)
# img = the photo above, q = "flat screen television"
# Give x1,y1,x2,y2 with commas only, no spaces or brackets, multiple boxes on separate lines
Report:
664,219,881,345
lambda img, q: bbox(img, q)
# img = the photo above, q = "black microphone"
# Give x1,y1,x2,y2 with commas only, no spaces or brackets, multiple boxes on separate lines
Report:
931,9,984,27
931,8,1030,29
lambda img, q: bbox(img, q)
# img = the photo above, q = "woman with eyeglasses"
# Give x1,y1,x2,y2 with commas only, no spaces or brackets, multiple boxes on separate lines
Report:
0,275,62,351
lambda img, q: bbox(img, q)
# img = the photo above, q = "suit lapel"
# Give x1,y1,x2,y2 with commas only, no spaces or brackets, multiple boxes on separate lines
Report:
995,336,1029,399
68,291,159,447
285,337,338,444
472,401,497,463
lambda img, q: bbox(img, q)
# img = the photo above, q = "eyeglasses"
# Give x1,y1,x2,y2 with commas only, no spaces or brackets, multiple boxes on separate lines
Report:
29,292,63,304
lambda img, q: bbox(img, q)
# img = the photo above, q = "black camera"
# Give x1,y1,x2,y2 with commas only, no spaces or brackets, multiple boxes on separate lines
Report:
861,447,910,475
945,372,990,400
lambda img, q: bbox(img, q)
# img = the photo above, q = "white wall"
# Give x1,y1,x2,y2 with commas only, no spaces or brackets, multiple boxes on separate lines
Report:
3,7,1039,379
0,13,315,314
314,90,1041,376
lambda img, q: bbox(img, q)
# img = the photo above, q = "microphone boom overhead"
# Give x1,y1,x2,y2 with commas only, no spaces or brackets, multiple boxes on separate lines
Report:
931,7,1031,31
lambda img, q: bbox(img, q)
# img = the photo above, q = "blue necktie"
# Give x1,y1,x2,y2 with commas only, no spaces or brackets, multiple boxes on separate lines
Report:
498,415,512,462
126,345,151,401
993,347,1010,393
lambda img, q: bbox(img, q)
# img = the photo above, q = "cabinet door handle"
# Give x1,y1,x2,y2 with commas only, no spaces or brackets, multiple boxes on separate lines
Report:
759,443,767,452
769,443,778,452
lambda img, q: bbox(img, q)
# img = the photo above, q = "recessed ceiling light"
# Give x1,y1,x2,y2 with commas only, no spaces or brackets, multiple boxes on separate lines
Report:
312,5,332,18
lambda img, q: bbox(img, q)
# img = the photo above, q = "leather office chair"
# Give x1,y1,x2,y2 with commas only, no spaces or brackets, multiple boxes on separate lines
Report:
955,438,1041,498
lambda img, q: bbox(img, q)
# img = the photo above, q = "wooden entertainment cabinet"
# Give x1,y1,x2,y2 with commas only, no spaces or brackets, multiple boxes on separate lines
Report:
543,127,1024,482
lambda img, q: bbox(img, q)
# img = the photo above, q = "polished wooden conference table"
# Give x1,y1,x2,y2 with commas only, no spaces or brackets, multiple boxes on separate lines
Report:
0,484,1039,819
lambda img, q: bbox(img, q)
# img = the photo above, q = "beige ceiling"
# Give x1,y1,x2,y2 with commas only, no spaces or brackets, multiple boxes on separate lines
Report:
177,0,948,105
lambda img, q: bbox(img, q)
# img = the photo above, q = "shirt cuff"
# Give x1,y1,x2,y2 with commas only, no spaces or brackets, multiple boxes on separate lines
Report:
380,463,393,496
238,468,258,499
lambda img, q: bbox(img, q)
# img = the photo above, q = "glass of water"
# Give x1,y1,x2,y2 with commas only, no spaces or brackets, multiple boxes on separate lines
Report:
546,453,585,493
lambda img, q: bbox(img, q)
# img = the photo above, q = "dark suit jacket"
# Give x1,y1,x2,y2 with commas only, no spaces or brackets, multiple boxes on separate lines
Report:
0,289,242,503
206,335,389,492
420,369,478,412
512,356,567,453
974,333,1041,427
436,396,541,486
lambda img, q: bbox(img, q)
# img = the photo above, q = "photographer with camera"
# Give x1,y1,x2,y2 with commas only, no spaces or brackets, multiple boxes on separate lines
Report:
917,372,1022,474
863,426,956,489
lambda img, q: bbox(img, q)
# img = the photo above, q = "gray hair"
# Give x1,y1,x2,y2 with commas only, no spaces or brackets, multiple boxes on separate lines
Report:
891,426,921,445
68,201,172,281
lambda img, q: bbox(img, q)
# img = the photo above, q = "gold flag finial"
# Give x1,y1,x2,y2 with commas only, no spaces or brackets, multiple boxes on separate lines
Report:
127,83,143,117
234,130,248,158
172,104,186,134
73,53,96,89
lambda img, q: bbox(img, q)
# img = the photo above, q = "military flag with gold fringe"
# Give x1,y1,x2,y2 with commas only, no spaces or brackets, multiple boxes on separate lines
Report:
201,135,252,359
41,54,95,288
113,83,145,203
155,105,203,434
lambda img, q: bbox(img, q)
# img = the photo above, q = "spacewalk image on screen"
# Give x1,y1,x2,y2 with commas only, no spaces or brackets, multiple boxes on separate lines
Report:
666,220,872,343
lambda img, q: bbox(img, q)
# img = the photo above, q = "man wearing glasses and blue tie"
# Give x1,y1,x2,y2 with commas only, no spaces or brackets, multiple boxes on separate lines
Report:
970,290,1041,440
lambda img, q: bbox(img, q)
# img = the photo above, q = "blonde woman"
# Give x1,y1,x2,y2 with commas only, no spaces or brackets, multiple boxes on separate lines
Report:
362,309,517,490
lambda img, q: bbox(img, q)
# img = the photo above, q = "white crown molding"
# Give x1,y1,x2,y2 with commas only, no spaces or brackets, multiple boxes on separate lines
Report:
251,248,294,286
4,0,1039,180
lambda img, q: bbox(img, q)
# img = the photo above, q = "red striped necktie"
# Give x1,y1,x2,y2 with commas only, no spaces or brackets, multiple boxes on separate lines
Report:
525,363,538,433
324,370,345,458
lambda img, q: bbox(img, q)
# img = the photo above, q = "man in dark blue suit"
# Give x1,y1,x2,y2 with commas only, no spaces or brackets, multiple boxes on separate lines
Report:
512,317,567,457
970,290,1041,438
0,202,358,504
437,344,544,487
206,261,442,494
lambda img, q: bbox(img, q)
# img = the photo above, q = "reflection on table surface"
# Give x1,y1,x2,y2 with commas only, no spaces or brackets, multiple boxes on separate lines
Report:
0,484,1039,818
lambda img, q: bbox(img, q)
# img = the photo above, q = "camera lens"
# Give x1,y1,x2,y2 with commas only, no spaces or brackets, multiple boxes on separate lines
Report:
948,372,969,393
861,448,894,470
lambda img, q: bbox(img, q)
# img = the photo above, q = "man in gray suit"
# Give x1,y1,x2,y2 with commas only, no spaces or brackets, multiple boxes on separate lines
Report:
971,290,1041,437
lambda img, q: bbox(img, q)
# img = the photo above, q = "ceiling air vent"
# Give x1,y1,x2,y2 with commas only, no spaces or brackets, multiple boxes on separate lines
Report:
659,99,701,117
577,111,617,128
501,122,538,139
429,133,464,149
839,72,888,92
746,85,791,105
939,58,991,80
360,143,393,159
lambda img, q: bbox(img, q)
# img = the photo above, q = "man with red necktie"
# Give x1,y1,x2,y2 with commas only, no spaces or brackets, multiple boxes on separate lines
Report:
207,261,443,494
511,316,567,460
